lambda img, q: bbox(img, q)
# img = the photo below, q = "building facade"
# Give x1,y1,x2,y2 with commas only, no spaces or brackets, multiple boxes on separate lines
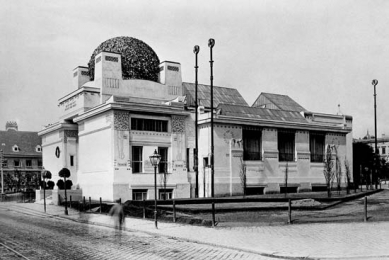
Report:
354,131,389,162
0,122,42,192
39,36,353,201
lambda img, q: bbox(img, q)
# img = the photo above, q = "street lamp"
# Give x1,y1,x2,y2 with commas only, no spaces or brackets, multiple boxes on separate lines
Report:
208,38,215,198
193,45,200,198
372,79,378,189
149,149,161,229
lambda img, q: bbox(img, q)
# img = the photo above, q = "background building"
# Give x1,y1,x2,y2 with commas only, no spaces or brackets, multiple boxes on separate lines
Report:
0,121,42,192
39,36,353,202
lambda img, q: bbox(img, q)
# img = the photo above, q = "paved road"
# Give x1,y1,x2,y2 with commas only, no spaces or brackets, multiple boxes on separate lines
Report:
0,204,279,260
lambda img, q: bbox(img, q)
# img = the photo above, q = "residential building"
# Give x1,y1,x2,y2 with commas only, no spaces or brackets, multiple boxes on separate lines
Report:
0,122,42,192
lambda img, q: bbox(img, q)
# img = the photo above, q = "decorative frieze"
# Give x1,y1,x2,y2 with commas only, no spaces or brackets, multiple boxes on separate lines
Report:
167,65,179,72
172,115,186,133
114,111,130,131
105,55,119,62
64,130,78,143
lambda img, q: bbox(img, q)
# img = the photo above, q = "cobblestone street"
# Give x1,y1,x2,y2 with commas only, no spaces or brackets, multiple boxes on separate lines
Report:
2,190,389,259
0,204,276,260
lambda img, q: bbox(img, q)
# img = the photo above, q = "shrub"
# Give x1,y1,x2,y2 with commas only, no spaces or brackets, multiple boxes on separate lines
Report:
56,179,64,190
65,180,73,189
47,181,55,190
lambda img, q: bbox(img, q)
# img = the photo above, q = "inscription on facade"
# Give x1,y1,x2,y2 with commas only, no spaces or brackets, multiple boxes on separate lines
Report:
96,56,101,63
81,71,89,76
73,71,78,77
65,100,77,111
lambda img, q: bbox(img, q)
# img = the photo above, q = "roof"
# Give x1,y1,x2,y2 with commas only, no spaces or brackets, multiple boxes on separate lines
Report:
217,104,308,123
182,82,248,108
252,93,307,112
0,130,42,156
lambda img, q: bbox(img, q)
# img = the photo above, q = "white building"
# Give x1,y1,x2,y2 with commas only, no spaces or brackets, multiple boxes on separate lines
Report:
39,36,353,202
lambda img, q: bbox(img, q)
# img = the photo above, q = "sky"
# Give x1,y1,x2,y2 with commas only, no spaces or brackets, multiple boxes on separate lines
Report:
0,0,388,139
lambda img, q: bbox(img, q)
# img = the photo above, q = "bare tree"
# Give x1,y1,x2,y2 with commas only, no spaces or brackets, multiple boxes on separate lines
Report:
284,162,289,197
323,144,335,198
239,156,247,197
344,158,351,194
333,145,342,195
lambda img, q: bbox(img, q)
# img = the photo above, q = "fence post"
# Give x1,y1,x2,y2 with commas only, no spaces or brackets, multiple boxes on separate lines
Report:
173,199,176,223
83,196,86,212
288,199,292,224
211,200,216,227
89,197,91,212
69,195,72,208
143,198,146,219
364,196,368,222
100,197,102,213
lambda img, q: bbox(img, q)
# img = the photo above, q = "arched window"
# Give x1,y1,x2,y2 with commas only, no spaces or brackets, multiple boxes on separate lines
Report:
36,145,42,152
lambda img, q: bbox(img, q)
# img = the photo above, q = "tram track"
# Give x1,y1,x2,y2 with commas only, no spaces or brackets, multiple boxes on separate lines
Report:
0,241,31,260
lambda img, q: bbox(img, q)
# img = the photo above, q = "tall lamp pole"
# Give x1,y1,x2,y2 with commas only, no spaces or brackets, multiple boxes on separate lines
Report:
208,38,215,198
372,79,378,189
194,45,200,198
149,150,161,229
1,149,4,195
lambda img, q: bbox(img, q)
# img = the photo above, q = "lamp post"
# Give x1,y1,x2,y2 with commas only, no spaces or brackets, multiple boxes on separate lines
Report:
372,79,378,189
1,149,4,195
194,45,200,198
149,149,161,229
208,38,215,198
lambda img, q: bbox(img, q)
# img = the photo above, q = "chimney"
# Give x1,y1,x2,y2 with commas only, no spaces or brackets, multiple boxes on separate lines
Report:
5,121,18,131
72,66,90,89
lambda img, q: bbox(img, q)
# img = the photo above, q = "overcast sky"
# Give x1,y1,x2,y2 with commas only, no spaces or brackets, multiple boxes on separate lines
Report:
1,0,388,138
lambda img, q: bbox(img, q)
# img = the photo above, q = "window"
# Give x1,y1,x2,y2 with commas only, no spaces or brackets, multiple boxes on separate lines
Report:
70,155,74,166
2,159,7,168
14,160,20,167
310,132,325,162
159,189,173,200
26,160,32,167
38,160,42,168
158,147,168,173
36,145,42,152
278,130,295,162
12,145,19,152
186,148,190,172
243,129,262,160
382,147,386,155
132,189,148,201
132,146,143,173
131,118,168,132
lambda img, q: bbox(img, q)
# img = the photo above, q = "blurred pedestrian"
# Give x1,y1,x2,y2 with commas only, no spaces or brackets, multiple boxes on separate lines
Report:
109,199,125,230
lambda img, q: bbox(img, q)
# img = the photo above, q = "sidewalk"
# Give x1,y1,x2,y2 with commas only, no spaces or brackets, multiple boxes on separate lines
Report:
6,201,389,260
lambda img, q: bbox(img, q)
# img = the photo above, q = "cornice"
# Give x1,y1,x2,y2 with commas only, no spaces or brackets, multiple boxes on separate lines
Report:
198,115,351,133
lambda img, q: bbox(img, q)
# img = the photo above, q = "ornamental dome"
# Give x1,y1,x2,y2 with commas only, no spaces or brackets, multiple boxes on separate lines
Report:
88,36,160,82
